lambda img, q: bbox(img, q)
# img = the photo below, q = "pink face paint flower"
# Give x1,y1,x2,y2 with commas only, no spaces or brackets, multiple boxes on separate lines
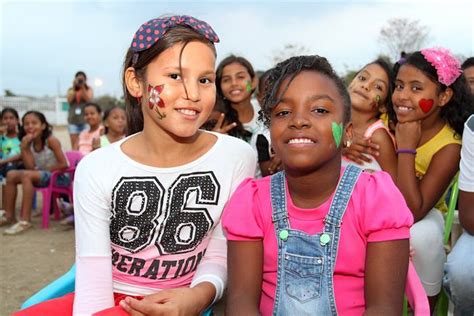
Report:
147,84,165,110
420,47,462,86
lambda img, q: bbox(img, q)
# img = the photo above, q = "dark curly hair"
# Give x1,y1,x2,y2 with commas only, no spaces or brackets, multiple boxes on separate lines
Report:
260,55,351,127
392,51,474,137
216,55,254,142
19,111,53,149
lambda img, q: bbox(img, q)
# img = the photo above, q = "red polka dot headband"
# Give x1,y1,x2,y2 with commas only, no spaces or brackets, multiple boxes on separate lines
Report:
131,15,220,53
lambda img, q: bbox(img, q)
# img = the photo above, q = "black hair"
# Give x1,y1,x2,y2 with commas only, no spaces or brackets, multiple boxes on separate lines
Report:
215,55,256,142
258,69,273,97
355,58,396,126
261,55,351,127
75,71,87,79
102,106,125,134
84,102,102,114
19,111,52,149
462,57,474,70
122,24,217,135
392,51,473,136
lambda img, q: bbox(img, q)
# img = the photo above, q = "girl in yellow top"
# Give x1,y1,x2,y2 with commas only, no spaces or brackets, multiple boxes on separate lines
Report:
390,47,473,312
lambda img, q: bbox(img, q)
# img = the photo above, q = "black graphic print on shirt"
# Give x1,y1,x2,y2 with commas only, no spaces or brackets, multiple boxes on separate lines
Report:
110,171,220,255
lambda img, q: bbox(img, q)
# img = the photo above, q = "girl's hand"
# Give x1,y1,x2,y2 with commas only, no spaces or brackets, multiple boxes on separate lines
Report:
395,121,421,149
120,285,213,316
20,134,34,150
343,133,380,164
267,156,282,175
212,113,237,134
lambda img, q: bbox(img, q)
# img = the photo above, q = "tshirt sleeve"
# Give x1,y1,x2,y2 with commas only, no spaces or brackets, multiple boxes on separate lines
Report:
359,171,414,242
222,178,265,241
73,156,114,315
459,115,474,192
191,146,256,303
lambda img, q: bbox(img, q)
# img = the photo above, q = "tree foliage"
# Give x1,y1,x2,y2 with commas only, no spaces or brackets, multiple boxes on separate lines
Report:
379,18,430,61
94,94,125,111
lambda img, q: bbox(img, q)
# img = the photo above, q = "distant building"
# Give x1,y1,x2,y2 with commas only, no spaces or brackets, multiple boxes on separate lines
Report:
0,96,69,125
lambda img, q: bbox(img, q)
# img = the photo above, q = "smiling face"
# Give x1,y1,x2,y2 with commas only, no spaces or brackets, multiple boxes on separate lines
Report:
23,113,46,139
348,63,389,114
131,40,216,138
219,62,254,104
392,64,450,123
270,70,346,173
84,105,102,128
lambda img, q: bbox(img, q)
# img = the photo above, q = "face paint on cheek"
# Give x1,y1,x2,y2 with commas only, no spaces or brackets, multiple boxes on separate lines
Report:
147,84,166,119
331,122,343,148
246,81,252,93
419,98,434,113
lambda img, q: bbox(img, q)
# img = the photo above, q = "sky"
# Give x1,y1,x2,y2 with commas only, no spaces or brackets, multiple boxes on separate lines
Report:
1,0,473,98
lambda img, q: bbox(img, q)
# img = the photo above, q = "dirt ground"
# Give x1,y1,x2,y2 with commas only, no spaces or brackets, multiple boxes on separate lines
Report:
0,126,224,315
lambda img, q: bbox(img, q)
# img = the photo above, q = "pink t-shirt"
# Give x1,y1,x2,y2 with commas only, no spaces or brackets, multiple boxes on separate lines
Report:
78,126,103,156
222,169,413,315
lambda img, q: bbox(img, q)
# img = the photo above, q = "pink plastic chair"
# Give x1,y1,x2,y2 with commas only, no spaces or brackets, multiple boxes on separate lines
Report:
405,261,430,315
35,151,83,229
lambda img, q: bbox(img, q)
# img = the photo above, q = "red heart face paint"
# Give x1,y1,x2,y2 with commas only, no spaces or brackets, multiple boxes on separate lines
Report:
419,98,434,113
147,84,165,110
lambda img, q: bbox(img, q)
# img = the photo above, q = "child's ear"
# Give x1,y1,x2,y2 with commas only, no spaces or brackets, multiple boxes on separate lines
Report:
344,122,353,147
438,87,454,107
125,67,144,98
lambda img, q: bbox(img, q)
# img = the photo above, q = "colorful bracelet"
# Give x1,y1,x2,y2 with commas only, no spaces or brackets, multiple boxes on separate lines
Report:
396,148,417,155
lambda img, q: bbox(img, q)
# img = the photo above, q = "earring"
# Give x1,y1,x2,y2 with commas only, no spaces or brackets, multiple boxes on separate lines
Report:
136,96,142,105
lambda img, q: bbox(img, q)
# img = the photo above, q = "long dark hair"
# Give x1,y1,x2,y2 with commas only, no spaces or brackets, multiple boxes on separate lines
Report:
19,111,52,149
356,58,396,126
216,55,255,141
261,55,351,127
392,51,473,136
122,25,216,135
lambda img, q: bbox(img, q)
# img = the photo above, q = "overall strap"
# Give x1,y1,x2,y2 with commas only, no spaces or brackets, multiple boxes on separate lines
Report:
270,171,290,231
324,165,362,230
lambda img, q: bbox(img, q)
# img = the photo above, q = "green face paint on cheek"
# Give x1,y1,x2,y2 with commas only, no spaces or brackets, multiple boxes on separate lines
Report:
246,81,252,92
332,122,343,148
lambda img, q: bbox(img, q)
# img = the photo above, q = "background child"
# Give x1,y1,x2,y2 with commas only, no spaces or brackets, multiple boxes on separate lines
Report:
390,47,473,311
223,55,413,315
75,102,103,155
16,15,256,316
0,108,22,212
1,111,68,235
461,57,474,93
216,55,259,142
251,69,282,177
92,106,127,150
343,59,398,180
443,114,474,315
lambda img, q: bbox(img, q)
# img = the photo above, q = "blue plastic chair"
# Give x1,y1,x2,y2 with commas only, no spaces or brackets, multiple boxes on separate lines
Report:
21,264,212,315
21,264,76,309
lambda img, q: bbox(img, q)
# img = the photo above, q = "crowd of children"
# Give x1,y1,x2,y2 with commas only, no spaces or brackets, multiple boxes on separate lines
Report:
3,14,474,316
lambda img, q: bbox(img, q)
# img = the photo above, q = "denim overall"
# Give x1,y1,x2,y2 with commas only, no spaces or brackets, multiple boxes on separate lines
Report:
271,165,362,316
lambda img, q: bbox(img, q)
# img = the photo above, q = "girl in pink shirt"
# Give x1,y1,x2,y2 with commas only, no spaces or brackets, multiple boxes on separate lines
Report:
223,55,414,315
76,102,104,156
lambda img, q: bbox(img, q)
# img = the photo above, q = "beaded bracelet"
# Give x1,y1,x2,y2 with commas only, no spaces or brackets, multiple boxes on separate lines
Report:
396,148,417,155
